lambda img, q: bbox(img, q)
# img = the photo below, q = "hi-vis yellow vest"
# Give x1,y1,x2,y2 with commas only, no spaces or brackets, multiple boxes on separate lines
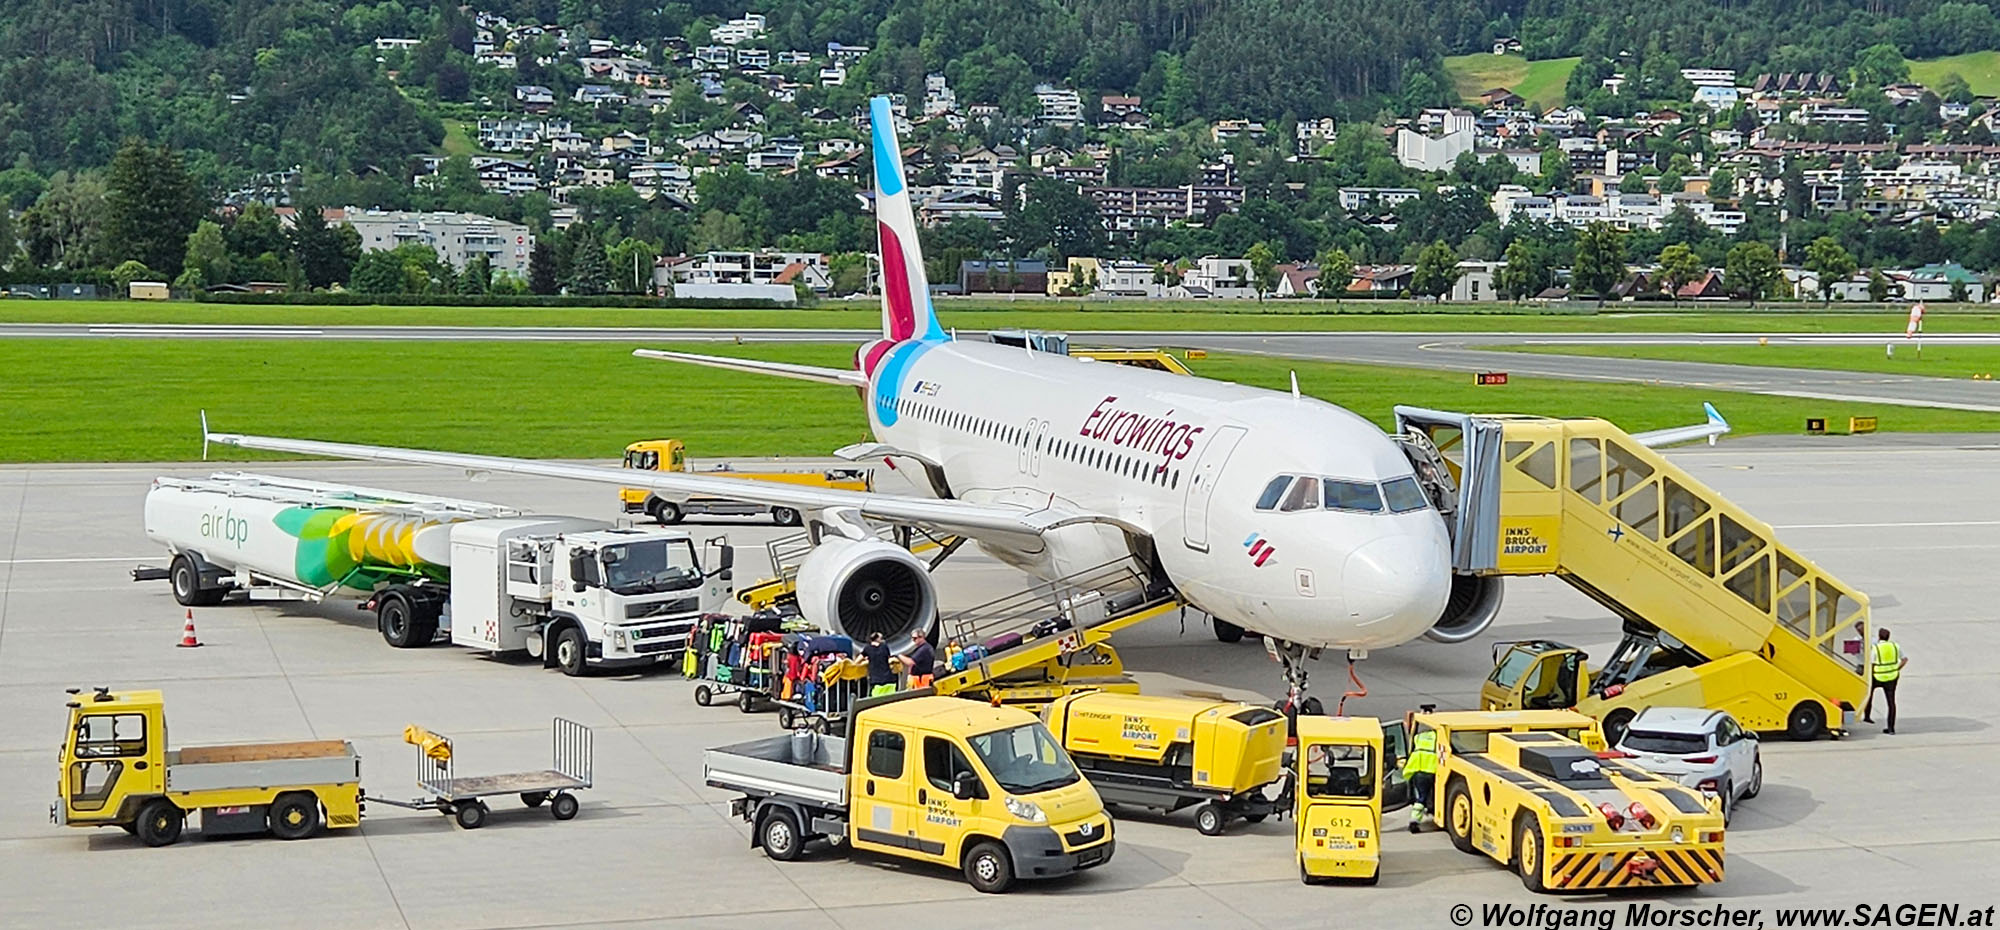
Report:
1873,641,1903,682
1403,729,1439,776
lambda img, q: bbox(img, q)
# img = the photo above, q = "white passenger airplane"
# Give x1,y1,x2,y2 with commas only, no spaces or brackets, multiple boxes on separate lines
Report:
205,96,1725,704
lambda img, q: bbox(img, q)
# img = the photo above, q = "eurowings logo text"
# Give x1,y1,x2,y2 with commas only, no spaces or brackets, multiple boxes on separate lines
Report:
1243,533,1276,567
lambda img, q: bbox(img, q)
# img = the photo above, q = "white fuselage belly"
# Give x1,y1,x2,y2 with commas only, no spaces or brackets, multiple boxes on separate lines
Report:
864,339,1452,650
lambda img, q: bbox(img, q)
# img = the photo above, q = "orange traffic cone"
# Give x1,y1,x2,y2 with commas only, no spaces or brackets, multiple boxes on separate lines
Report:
177,609,202,648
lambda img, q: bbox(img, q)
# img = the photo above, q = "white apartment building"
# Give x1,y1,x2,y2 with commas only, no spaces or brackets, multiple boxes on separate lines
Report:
343,209,534,277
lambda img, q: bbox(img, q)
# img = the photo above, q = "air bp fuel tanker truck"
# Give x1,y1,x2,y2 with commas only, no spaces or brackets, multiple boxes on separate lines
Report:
140,473,734,675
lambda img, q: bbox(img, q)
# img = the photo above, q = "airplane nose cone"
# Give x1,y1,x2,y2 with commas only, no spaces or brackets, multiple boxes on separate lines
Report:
1342,534,1452,644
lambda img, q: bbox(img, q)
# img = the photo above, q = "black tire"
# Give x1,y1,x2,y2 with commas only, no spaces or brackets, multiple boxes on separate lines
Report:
693,684,713,707
268,793,321,840
379,593,434,648
521,792,546,808
1718,781,1734,825
550,792,580,821
1443,779,1476,854
1300,860,1320,885
653,500,684,524
760,807,803,861
777,707,796,729
553,626,588,677
1195,802,1227,836
963,840,1016,893
1515,815,1548,893
1300,697,1325,717
1602,708,1637,747
1743,754,1763,799
1786,702,1825,741
455,801,489,829
772,507,802,527
170,554,224,607
738,689,756,713
1212,617,1245,643
135,799,184,847
1356,869,1380,886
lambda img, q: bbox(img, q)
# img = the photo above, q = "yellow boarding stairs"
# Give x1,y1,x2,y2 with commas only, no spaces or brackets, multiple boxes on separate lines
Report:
928,557,1184,709
1394,406,1871,741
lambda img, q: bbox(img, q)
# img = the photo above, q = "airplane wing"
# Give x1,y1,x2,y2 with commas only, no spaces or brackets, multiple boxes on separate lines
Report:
1631,402,1730,448
633,349,868,387
200,425,1139,546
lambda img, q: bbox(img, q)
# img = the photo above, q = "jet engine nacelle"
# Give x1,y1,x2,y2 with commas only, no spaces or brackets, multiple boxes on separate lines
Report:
794,536,938,648
1424,574,1504,643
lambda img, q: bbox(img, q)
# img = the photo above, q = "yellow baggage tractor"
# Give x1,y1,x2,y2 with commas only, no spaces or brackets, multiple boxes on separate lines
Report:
1041,691,1288,835
1295,716,1406,884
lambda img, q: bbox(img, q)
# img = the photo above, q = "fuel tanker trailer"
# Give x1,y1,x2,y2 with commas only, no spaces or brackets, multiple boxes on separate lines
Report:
139,473,735,675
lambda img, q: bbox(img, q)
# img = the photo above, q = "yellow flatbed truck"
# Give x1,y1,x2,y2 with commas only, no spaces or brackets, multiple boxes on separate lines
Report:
704,692,1114,893
54,687,362,846
1042,691,1288,835
1416,709,1725,893
1395,407,1871,742
620,439,872,526
1296,716,1409,884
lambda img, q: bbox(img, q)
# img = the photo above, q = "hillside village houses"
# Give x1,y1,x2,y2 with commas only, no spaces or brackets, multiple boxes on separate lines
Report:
316,8,2000,303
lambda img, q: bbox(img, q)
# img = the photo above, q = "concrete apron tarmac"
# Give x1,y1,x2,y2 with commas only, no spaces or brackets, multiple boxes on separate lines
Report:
0,437,1994,929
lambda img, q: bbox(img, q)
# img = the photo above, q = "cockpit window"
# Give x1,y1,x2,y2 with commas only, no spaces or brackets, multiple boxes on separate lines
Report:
1255,476,1292,511
1279,477,1321,512
1381,476,1431,513
1323,480,1384,513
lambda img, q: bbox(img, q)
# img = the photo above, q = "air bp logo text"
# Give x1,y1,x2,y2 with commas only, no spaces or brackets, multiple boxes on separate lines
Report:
201,508,250,548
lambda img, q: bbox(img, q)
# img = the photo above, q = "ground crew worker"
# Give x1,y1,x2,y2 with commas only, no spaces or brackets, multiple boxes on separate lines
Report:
861,632,898,697
1402,726,1439,833
1863,627,1907,734
904,629,935,689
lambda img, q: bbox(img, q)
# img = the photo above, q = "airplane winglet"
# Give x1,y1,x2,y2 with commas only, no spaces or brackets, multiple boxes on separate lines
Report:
200,410,210,462
1704,402,1728,446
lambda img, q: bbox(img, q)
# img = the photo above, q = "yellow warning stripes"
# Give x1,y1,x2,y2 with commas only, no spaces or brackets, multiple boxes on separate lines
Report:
1548,846,1724,889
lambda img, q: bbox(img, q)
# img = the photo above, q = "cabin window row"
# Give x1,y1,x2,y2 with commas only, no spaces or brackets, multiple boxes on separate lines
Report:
892,397,1182,489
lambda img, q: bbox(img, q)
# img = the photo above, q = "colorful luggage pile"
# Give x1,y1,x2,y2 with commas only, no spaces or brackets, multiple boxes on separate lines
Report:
683,611,871,716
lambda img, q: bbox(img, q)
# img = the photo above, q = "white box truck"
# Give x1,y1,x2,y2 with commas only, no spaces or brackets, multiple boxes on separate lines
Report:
139,473,734,675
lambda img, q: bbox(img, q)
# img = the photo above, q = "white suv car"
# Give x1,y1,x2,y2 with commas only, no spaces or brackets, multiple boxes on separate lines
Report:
1612,707,1763,823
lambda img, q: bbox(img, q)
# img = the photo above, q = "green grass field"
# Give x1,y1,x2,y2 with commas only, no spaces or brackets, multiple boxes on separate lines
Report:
1911,51,2000,97
1495,341,2000,380
11,299,2000,334
439,118,477,157
1443,54,1580,109
6,339,1996,463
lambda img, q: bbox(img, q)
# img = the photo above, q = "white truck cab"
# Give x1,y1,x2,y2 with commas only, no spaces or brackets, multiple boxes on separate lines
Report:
442,519,734,674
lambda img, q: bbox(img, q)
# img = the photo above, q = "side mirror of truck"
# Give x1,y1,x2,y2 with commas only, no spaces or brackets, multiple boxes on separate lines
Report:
952,771,981,801
572,581,587,593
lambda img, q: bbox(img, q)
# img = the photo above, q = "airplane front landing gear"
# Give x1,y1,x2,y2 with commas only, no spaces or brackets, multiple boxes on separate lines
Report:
1269,638,1325,719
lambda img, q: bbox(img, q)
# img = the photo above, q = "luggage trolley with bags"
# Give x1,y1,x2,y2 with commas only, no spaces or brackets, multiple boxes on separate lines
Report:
684,611,868,730
366,718,594,829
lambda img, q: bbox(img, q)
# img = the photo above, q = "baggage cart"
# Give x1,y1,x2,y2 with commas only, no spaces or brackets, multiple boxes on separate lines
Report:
366,718,593,829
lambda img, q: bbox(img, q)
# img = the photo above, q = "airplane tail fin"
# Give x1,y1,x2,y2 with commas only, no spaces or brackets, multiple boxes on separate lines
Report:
870,96,944,345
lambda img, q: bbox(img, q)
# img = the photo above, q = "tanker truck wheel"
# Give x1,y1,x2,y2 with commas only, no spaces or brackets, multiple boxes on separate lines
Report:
169,554,225,607
378,592,437,648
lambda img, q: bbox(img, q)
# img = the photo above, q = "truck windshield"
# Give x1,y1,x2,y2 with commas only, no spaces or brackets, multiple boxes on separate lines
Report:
1489,647,1541,689
600,540,701,594
966,724,1079,795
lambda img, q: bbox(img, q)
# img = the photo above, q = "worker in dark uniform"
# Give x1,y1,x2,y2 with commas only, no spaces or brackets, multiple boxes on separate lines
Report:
904,629,935,689
1863,627,1907,734
861,632,898,697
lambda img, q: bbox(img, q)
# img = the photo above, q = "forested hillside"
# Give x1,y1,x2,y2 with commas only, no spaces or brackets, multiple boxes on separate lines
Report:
9,0,1999,184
